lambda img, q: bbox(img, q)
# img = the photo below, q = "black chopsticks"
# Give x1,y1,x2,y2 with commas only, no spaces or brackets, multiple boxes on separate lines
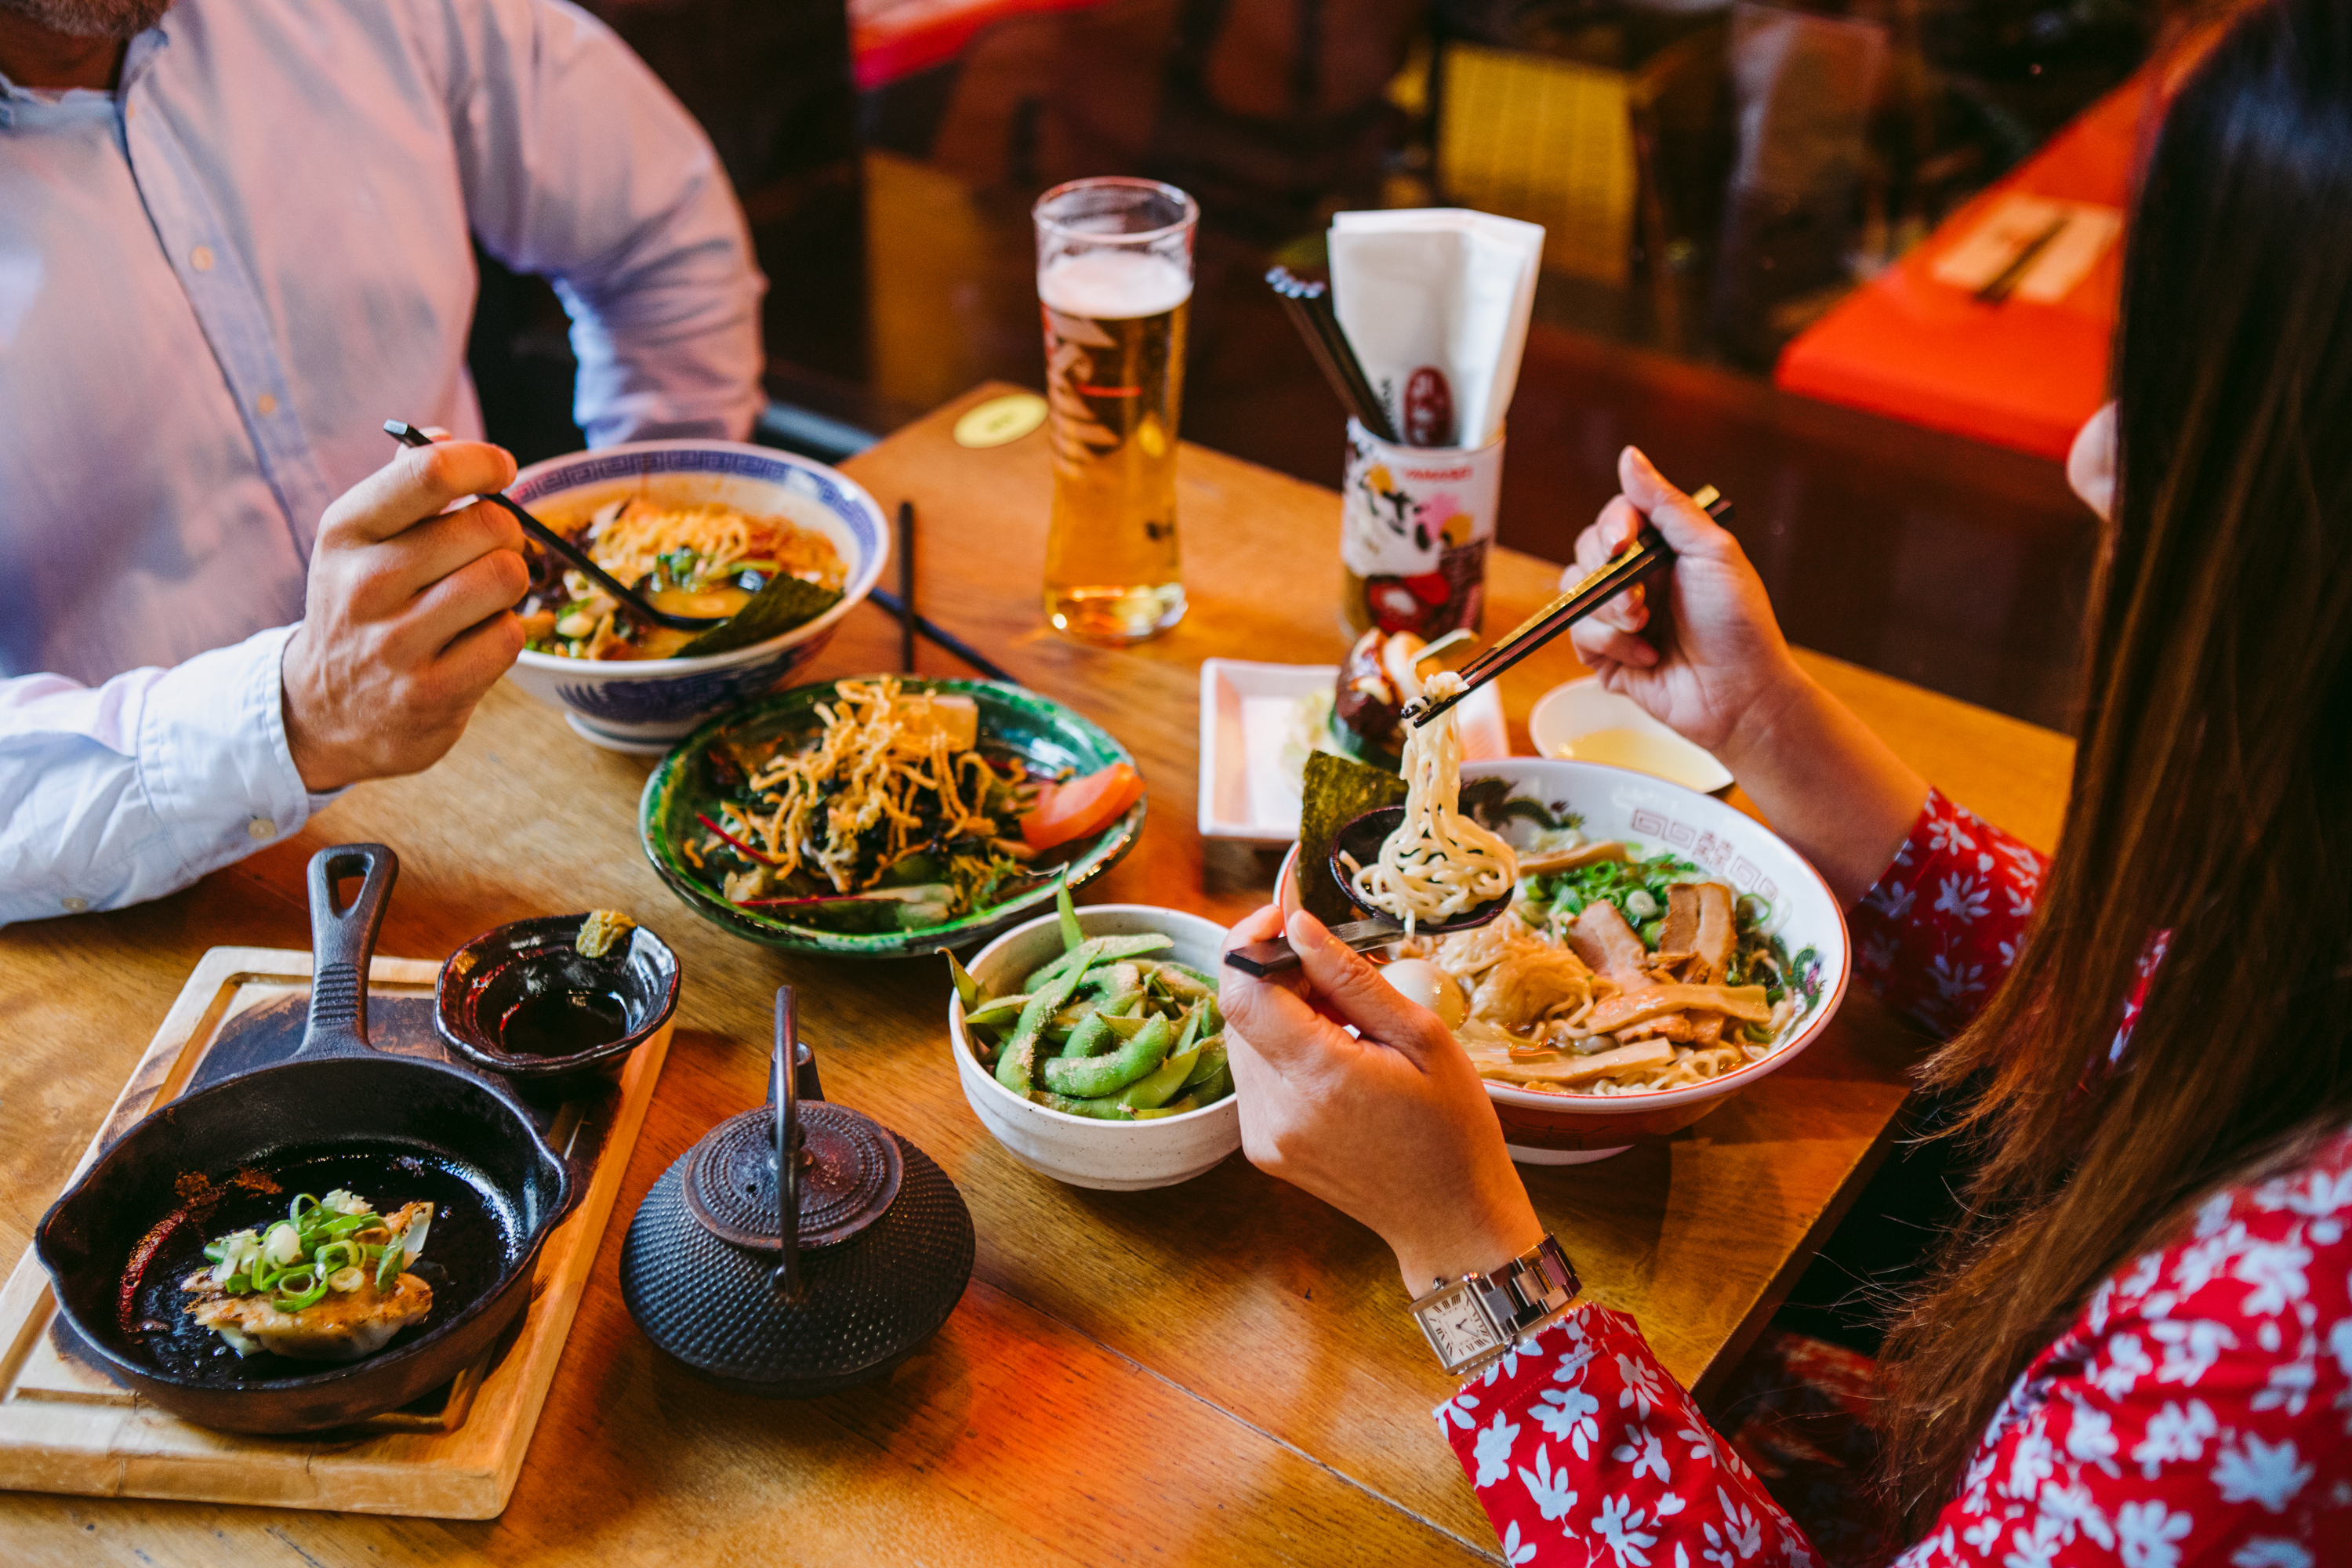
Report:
895,499,916,673
869,499,1015,684
384,419,722,631
1403,486,1736,728
1265,266,1396,442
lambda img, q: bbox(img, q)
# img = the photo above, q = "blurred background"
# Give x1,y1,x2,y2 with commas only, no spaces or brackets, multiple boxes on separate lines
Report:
474,0,2218,734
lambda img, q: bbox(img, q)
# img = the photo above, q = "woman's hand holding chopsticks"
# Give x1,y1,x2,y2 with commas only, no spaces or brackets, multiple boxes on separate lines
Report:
1568,445,1929,906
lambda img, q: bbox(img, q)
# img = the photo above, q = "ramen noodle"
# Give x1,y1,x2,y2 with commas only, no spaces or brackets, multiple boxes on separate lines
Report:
1345,672,1517,935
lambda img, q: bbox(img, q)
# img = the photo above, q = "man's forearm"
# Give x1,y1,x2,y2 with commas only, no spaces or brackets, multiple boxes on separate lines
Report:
0,626,338,926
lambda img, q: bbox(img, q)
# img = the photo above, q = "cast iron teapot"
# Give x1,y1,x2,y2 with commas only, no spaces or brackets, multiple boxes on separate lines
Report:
620,987,975,1396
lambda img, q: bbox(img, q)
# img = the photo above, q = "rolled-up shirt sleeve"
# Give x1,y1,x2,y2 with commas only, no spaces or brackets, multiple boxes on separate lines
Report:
420,0,766,446
0,626,339,927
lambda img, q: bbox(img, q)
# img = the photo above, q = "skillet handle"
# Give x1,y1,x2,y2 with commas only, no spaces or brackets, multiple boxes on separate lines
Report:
300,844,399,1059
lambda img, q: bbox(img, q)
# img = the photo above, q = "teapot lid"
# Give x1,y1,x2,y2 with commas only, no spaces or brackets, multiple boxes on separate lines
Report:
618,987,975,1397
682,1099,903,1251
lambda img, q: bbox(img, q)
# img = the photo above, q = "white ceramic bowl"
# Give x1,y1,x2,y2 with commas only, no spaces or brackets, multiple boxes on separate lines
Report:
502,441,889,752
950,905,1242,1190
1276,758,1849,1164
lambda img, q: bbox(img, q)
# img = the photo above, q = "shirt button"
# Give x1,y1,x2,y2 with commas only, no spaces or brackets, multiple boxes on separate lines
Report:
255,394,278,416
61,895,89,914
248,816,277,841
191,245,214,272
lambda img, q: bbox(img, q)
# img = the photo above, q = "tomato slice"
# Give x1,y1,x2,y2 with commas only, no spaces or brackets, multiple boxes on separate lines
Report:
1022,763,1145,852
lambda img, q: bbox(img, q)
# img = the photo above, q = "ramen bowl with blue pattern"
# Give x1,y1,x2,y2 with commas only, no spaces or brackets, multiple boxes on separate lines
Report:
503,441,889,752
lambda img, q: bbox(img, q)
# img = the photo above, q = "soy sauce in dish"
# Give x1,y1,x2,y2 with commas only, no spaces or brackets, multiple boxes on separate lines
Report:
499,990,630,1057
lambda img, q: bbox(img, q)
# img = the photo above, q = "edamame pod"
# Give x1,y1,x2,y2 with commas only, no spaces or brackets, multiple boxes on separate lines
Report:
995,951,1098,1093
1024,934,1174,992
1152,963,1215,1000
1113,1044,1201,1109
1061,1012,1114,1059
1030,1089,1134,1120
1076,962,1142,1000
1076,986,1143,1021
1040,1013,1172,1097
939,947,981,1010
1181,1036,1227,1088
1184,1063,1233,1104
1127,1095,1200,1120
963,993,1029,1029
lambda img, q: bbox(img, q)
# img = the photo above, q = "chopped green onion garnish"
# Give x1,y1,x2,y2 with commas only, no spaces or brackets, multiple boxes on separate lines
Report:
274,1269,329,1312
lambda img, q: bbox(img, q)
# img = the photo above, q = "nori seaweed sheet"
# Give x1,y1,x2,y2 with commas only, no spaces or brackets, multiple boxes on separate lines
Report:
1298,751,1410,924
673,575,842,658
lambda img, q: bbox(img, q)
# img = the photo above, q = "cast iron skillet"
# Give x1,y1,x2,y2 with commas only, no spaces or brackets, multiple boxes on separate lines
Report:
33,844,579,1434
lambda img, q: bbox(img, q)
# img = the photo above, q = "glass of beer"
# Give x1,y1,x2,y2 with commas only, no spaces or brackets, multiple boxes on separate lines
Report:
1033,177,1197,644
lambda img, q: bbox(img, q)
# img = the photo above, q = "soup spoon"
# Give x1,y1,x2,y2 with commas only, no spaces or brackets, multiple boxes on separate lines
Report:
1222,804,1515,976
384,420,722,632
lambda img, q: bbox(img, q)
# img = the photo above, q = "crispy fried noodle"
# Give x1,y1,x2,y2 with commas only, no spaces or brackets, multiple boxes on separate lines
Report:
726,677,1014,895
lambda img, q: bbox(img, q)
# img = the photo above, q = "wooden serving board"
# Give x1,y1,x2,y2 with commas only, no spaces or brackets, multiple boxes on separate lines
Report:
0,946,670,1519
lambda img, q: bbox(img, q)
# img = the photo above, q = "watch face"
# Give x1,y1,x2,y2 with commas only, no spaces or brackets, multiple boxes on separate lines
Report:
1418,1285,1501,1367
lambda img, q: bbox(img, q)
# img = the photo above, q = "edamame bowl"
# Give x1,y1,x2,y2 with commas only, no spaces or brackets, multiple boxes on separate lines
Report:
948,904,1242,1190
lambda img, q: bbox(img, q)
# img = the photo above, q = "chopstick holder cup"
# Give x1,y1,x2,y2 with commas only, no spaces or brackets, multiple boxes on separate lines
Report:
1341,417,1507,644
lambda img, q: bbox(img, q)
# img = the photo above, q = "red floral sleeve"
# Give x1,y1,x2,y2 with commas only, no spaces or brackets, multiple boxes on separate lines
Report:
1848,788,2047,1038
1444,1131,2352,1568
1439,1306,1821,1566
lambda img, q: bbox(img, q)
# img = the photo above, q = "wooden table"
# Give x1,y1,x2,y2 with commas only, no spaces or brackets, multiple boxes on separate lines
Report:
0,384,2073,1564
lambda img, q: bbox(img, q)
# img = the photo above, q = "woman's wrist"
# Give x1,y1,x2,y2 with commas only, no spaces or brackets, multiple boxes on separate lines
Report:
1392,1201,1547,1298
1709,650,1821,786
1711,663,1929,905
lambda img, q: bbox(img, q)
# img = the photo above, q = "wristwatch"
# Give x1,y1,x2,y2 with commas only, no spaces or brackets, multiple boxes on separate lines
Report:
1409,1235,1581,1376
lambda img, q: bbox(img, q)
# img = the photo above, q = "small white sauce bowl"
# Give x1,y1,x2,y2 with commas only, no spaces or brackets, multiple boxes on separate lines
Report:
1527,677,1733,794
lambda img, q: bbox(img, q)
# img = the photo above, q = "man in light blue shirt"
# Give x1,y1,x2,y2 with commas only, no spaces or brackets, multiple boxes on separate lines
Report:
0,0,764,924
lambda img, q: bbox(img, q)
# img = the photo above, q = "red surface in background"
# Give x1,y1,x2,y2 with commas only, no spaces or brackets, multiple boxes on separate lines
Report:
853,0,1111,89
1775,74,2159,460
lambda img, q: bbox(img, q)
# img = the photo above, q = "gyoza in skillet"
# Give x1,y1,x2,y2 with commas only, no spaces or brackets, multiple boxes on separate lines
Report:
180,1189,435,1362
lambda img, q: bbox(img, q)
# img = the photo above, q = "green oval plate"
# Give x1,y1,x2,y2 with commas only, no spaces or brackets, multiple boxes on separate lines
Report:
638,677,1145,958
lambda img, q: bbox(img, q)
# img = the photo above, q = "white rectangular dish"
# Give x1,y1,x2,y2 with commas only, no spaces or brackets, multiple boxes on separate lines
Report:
1196,659,1510,845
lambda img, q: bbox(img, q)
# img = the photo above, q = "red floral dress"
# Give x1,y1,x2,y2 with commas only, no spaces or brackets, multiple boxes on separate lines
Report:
1442,790,2352,1566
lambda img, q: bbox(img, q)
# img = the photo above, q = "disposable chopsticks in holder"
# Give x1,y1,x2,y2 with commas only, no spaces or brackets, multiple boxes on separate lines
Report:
1265,266,1398,443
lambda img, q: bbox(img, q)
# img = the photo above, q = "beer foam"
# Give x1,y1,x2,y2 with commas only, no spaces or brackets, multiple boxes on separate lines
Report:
1039,251,1192,320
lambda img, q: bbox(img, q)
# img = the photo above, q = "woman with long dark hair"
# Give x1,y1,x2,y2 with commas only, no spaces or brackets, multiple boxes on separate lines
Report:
1218,2,2352,1561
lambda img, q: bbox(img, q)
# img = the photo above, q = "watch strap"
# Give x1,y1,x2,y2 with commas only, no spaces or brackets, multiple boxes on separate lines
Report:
1475,1235,1580,1341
